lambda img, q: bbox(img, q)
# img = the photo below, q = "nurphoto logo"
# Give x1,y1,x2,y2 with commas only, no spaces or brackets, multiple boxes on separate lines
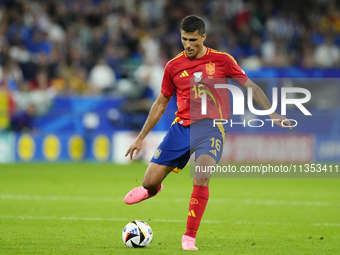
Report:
199,84,311,128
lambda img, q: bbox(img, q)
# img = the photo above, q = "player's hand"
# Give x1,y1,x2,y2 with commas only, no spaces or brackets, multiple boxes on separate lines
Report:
269,113,292,130
125,138,143,160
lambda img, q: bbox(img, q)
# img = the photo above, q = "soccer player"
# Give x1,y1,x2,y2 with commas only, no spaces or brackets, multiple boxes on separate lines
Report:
124,15,291,250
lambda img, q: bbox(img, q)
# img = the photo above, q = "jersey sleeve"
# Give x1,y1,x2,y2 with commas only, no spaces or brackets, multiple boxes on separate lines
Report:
161,63,175,97
224,54,248,86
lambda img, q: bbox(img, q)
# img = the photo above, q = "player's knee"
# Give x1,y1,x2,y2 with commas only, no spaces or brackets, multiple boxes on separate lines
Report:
193,178,210,186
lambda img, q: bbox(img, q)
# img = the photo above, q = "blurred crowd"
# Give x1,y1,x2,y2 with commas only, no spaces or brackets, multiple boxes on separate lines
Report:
0,0,340,131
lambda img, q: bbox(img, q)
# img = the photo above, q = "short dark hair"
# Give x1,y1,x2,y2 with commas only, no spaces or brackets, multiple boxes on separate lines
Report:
180,15,205,36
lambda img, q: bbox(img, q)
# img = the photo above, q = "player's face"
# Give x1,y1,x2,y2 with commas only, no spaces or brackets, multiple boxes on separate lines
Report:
180,30,206,59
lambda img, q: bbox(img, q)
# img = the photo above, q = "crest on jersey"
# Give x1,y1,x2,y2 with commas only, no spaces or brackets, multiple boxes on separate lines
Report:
193,72,202,82
206,63,215,75
153,148,162,159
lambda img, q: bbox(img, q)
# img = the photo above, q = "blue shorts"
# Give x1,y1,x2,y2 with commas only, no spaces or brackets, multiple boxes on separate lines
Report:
150,119,225,172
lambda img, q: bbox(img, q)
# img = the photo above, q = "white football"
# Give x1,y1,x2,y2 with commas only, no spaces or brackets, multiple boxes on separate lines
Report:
122,220,153,248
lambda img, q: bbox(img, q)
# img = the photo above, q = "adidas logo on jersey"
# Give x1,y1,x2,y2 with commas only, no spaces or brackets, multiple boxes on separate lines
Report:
180,70,189,77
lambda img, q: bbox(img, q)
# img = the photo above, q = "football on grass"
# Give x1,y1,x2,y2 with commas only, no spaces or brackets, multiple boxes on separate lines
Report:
122,220,153,248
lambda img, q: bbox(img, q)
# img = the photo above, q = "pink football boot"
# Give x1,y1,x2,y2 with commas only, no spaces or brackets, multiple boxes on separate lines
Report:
124,184,163,205
182,235,198,250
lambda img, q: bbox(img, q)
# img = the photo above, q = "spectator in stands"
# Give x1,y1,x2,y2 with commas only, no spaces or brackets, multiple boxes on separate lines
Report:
314,34,340,68
9,42,31,63
68,67,91,94
30,68,50,90
0,42,11,66
240,35,263,70
224,33,245,61
261,37,291,67
46,16,66,44
110,77,154,131
0,60,23,91
134,57,164,96
25,29,52,56
104,43,125,80
320,3,340,32
300,44,316,69
57,57,77,85
88,58,116,95
9,102,36,132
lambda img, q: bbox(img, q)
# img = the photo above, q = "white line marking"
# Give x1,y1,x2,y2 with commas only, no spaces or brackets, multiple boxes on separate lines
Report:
1,215,339,227
0,215,219,224
235,220,295,226
0,194,123,201
313,223,340,227
235,221,340,227
0,194,338,207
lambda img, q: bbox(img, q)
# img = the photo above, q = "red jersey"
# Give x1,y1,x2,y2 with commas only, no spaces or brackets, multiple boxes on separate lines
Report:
161,47,248,126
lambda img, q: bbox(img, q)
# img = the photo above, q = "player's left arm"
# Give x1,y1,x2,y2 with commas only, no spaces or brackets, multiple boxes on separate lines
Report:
242,79,292,130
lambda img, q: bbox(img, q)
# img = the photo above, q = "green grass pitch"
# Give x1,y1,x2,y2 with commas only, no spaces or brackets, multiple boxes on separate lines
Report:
0,163,340,254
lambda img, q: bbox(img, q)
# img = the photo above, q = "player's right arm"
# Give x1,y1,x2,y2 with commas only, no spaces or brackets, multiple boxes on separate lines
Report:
125,93,172,160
